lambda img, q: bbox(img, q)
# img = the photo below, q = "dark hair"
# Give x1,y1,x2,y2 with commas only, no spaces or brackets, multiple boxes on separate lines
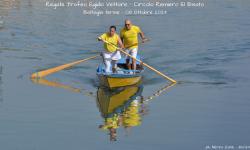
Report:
110,26,116,31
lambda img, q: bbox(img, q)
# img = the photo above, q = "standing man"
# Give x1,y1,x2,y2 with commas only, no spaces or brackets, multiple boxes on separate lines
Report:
120,19,147,71
98,26,124,73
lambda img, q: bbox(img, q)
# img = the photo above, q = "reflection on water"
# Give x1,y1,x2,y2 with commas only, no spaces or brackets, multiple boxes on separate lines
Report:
31,77,175,141
96,83,176,141
31,78,95,97
97,85,144,141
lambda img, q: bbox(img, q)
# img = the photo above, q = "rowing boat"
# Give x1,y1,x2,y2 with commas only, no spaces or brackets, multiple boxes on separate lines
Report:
96,56,144,88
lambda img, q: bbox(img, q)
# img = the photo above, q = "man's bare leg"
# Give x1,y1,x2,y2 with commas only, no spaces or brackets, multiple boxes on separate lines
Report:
126,59,131,70
111,60,117,73
132,58,136,70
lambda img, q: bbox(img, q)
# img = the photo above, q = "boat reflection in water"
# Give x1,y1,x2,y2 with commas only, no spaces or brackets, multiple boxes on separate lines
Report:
96,84,145,141
31,77,176,141
31,78,95,97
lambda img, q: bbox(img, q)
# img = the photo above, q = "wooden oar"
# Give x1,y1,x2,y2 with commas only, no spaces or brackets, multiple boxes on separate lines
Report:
143,82,176,102
31,55,99,79
101,39,177,83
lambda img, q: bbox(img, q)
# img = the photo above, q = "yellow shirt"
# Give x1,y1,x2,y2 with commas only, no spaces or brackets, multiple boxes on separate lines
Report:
122,103,141,127
100,33,119,53
100,115,119,130
120,25,141,49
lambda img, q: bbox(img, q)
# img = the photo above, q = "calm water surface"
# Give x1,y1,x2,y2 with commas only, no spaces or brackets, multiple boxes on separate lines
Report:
1,0,250,149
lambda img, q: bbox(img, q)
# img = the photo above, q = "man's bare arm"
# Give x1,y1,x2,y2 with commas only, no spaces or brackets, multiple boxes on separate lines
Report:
117,37,124,49
139,32,147,42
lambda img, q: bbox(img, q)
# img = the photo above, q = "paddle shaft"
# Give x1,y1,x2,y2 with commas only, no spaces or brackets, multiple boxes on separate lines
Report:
101,39,177,83
31,55,99,78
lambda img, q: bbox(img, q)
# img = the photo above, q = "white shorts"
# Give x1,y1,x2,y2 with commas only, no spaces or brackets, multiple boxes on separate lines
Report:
102,50,121,60
125,47,138,60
